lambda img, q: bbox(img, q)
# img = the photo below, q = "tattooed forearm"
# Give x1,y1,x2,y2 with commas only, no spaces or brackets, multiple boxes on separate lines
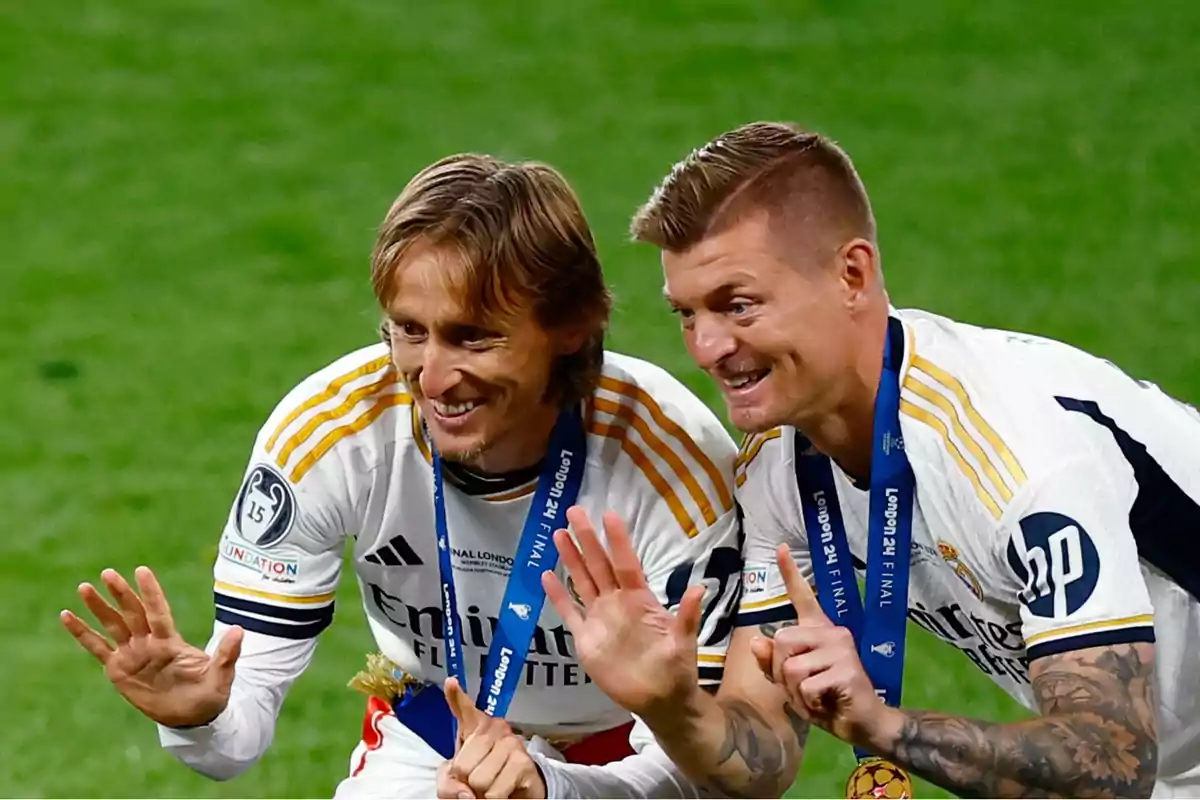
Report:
648,624,808,798
883,643,1158,798
707,699,806,798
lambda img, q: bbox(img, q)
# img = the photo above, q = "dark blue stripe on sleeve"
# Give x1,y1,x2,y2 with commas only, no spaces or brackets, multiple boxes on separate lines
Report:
1026,625,1155,662
214,591,333,623
735,604,799,628
215,607,333,640
698,666,725,683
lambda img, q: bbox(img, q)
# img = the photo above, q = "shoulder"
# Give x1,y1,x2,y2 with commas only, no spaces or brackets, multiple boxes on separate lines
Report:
735,427,787,491
897,309,1067,522
733,427,802,547
586,351,737,538
895,308,1171,524
253,343,413,486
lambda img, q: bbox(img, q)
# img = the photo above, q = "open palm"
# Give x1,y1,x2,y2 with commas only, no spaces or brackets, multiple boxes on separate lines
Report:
542,507,705,719
60,566,243,729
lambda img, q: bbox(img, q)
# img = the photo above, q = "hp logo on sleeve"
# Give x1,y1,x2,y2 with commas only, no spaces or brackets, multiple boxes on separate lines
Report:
1006,512,1100,619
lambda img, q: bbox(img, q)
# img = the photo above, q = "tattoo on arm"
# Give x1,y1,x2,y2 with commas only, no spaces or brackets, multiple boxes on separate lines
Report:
886,643,1158,798
758,619,796,639
708,699,808,798
691,621,812,798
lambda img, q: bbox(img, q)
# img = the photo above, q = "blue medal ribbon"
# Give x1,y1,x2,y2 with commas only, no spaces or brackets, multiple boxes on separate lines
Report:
432,405,587,739
795,317,915,761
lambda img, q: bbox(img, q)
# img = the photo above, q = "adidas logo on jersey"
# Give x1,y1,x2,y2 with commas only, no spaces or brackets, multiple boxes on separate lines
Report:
365,534,424,567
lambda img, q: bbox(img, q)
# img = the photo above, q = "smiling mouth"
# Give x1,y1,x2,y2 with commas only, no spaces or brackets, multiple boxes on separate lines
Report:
431,398,484,419
721,369,770,394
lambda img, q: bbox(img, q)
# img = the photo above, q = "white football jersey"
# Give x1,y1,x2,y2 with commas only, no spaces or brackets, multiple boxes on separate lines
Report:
736,309,1200,791
212,343,741,738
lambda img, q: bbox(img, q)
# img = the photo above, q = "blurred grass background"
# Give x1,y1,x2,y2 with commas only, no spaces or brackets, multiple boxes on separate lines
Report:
1,0,1196,796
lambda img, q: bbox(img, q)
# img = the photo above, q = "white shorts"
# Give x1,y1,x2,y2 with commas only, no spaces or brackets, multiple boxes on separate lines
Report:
334,698,445,799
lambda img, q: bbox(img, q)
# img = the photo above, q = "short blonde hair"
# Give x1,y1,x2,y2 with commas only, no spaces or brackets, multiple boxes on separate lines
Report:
631,121,876,255
371,154,611,405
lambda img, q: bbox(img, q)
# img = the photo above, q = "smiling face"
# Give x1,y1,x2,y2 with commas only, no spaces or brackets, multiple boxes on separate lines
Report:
369,153,611,473
664,213,875,433
631,122,886,437
386,242,575,471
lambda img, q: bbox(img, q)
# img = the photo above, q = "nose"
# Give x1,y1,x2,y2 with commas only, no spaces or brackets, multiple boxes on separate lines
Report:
687,314,739,372
417,341,462,399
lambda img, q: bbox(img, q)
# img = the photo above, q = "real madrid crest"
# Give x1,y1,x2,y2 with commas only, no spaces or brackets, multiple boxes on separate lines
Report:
234,464,297,547
846,757,914,799
936,540,983,600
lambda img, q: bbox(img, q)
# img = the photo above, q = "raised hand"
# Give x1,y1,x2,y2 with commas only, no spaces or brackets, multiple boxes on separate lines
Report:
764,544,885,747
438,678,545,800
59,566,243,729
541,506,707,723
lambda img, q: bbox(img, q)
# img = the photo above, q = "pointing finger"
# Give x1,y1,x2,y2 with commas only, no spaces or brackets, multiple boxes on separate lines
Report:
444,677,480,739
776,545,827,624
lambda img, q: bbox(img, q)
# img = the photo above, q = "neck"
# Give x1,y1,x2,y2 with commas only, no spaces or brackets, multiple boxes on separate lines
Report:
794,312,890,481
469,400,563,475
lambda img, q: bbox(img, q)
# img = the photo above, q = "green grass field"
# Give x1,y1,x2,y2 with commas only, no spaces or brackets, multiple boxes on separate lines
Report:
3,1,1198,796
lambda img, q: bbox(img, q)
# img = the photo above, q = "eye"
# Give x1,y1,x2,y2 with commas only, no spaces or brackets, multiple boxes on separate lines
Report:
671,306,696,327
726,299,755,318
396,321,426,340
454,325,501,348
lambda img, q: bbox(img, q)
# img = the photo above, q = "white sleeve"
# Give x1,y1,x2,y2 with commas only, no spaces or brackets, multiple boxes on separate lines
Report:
733,429,811,628
533,718,714,799
157,623,317,780
157,401,354,778
1000,454,1156,662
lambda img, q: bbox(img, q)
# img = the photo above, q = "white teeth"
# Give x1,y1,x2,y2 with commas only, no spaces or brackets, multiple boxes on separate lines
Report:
726,371,766,390
433,400,480,416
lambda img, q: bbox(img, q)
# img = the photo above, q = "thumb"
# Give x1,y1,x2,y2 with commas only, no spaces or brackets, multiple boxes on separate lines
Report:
211,625,243,689
443,677,479,735
749,635,774,678
673,584,707,640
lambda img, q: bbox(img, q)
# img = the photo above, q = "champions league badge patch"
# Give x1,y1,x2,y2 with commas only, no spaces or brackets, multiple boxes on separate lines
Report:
234,464,297,548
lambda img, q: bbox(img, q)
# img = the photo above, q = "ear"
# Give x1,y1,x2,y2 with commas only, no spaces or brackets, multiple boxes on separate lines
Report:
838,238,881,310
553,325,593,357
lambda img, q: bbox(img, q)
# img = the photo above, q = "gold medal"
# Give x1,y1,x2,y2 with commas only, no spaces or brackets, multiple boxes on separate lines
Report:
845,757,914,799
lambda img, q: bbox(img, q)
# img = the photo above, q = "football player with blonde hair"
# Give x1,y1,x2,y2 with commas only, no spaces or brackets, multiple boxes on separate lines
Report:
60,153,743,798
543,121,1200,799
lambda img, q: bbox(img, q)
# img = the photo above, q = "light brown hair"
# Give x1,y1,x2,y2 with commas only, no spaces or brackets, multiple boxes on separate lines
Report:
630,121,876,256
371,154,611,405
